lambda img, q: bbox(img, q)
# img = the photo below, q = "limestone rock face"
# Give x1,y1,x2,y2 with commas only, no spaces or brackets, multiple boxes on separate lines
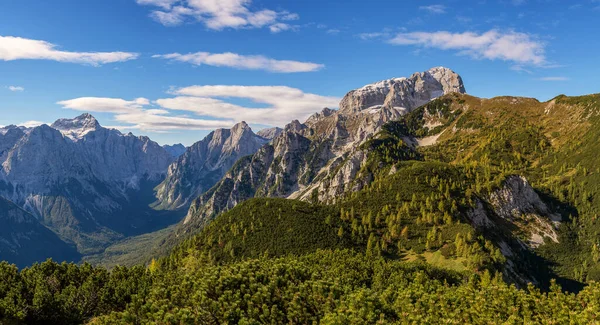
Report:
338,67,465,115
154,122,268,210
177,67,466,236
487,175,560,248
466,175,561,286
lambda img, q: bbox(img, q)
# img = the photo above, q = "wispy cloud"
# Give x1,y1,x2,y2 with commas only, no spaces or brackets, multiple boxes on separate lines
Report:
388,29,546,65
57,96,233,131
537,76,569,81
20,121,46,128
57,97,151,114
358,32,390,40
159,85,340,126
136,0,299,32
153,52,324,73
510,65,532,74
7,86,24,92
0,36,138,66
419,4,446,14
57,85,339,131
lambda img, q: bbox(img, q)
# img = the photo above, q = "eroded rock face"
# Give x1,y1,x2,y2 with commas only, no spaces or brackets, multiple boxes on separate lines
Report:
178,67,466,235
154,122,268,210
488,175,560,248
467,175,562,286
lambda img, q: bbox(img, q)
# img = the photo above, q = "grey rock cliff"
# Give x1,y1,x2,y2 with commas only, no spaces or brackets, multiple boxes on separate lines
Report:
154,122,268,210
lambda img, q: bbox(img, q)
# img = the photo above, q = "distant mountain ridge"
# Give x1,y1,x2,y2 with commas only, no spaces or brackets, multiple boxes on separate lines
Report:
0,114,177,255
163,143,186,158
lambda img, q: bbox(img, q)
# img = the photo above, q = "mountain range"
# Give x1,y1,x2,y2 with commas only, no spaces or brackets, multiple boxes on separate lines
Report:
0,114,181,259
2,66,600,293
176,67,466,235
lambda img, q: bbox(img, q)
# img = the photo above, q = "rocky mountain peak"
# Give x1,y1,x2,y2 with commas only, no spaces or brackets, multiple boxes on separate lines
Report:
305,107,336,125
338,66,465,115
0,125,18,135
52,113,100,131
284,120,307,134
163,143,186,158
153,120,268,210
51,113,101,140
256,127,283,140
232,121,250,133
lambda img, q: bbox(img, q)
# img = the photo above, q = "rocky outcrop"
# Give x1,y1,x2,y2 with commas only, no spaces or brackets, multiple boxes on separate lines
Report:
487,175,560,248
153,122,268,210
467,175,562,286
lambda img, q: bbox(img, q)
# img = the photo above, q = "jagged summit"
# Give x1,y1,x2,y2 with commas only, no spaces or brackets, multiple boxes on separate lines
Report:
52,113,100,130
163,143,186,158
256,127,283,140
339,66,465,115
153,120,268,210
51,113,101,140
284,120,307,133
0,125,19,136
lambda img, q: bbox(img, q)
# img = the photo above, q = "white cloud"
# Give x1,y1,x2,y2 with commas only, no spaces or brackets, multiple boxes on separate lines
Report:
153,52,324,73
0,36,139,66
388,30,546,65
20,121,46,128
510,65,532,74
113,111,234,131
57,85,338,131
57,96,234,131
269,23,293,33
419,5,446,14
537,76,569,81
7,86,24,92
326,29,341,35
158,85,340,126
136,0,177,9
137,0,299,32
57,97,150,113
358,32,389,40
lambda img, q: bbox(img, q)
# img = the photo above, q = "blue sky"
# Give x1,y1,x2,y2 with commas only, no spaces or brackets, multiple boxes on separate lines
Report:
1,0,598,145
